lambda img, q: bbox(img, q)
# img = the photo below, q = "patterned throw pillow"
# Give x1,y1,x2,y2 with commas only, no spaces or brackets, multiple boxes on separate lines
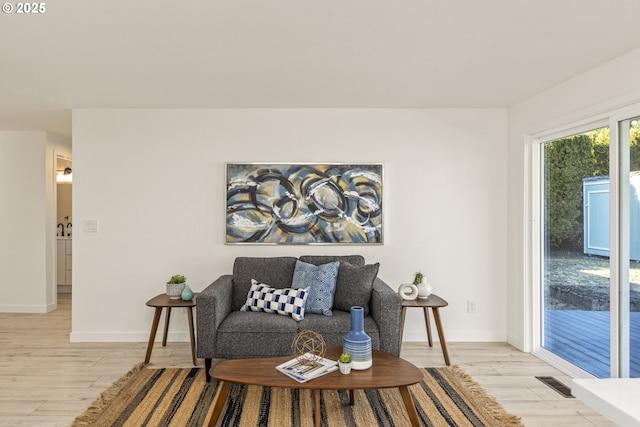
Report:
291,260,339,316
240,279,309,321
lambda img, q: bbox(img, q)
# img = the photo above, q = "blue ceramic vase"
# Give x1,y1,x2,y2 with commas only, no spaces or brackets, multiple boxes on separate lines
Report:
181,284,194,301
343,306,372,369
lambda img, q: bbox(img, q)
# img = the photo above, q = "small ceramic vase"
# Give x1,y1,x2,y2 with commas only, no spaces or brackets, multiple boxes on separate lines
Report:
416,277,432,299
343,306,372,370
181,284,194,301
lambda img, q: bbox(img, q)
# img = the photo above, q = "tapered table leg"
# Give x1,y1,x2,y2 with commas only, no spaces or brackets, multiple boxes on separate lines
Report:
144,307,162,364
400,307,407,344
313,389,321,427
207,381,231,427
187,306,197,365
162,307,171,346
432,307,450,366
399,385,420,426
423,307,433,347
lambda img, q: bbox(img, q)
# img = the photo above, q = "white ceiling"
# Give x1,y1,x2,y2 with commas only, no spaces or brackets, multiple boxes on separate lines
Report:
2,0,640,138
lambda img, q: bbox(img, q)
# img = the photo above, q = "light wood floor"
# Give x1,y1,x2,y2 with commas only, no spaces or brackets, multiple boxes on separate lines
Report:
0,294,613,427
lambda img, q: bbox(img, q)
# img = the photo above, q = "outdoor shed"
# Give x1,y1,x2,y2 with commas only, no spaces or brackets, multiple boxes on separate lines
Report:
583,173,640,261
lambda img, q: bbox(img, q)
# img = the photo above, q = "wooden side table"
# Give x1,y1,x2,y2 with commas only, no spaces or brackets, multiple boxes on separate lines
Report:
144,293,198,365
400,293,450,366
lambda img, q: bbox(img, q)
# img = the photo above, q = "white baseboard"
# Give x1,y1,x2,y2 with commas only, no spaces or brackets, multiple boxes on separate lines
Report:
402,330,506,342
57,285,72,293
0,304,51,313
70,331,193,343
507,332,526,351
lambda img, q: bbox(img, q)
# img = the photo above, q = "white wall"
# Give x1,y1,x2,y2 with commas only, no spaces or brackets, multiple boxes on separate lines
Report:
0,131,71,312
71,108,508,343
507,47,640,350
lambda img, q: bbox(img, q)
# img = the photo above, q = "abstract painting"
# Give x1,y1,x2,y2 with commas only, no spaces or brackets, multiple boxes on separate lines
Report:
226,163,383,244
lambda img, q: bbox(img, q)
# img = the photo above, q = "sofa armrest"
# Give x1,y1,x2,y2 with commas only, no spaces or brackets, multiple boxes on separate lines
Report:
369,277,402,356
196,274,233,359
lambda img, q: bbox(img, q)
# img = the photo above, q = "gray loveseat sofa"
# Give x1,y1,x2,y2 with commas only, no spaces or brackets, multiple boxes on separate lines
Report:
196,255,402,380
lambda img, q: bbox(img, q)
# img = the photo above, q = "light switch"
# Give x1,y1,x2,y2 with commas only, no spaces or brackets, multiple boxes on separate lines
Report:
84,219,99,233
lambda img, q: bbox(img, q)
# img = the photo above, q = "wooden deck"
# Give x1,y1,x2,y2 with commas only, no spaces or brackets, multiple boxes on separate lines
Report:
544,310,640,378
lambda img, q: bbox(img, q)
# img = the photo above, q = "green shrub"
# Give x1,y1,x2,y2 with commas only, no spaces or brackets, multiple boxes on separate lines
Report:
544,134,594,249
544,123,640,250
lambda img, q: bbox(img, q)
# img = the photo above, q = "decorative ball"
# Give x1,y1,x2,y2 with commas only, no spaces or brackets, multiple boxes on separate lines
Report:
292,330,326,366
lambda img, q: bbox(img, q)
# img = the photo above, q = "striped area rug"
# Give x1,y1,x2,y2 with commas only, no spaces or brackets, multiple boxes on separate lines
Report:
73,364,523,427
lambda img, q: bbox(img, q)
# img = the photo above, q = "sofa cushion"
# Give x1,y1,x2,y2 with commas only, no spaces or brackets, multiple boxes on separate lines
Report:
232,257,298,311
333,262,380,315
240,279,309,321
216,311,299,358
291,260,339,316
220,310,299,333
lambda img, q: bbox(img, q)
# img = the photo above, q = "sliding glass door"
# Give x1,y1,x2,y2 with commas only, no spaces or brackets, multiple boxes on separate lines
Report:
620,116,640,378
539,114,640,378
541,127,611,377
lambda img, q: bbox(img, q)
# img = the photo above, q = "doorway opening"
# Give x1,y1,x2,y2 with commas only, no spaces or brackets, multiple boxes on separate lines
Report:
56,156,72,295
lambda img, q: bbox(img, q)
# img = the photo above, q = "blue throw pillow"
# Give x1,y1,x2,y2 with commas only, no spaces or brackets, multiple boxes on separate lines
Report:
291,260,339,316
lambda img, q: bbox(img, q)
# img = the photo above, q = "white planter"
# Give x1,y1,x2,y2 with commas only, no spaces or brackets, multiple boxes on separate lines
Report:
166,283,185,299
339,362,352,374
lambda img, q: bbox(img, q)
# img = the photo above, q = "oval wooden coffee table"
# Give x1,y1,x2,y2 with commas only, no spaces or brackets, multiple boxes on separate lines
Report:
207,346,424,427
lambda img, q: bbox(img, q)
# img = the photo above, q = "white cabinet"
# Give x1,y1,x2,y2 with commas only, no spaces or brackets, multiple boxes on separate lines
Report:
65,239,72,285
57,238,72,286
56,240,65,285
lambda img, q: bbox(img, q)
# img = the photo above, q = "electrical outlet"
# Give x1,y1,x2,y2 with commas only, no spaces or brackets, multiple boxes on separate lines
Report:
467,300,477,313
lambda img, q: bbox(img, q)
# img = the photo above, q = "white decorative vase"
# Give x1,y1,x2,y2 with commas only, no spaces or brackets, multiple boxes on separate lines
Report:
398,283,419,300
166,283,185,299
416,278,432,299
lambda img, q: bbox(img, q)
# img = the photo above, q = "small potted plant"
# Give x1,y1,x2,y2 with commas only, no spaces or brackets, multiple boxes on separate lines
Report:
338,353,352,374
412,272,424,285
166,274,186,299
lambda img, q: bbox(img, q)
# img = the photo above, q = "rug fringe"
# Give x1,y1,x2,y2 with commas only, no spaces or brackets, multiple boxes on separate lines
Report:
71,361,147,427
449,365,524,427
